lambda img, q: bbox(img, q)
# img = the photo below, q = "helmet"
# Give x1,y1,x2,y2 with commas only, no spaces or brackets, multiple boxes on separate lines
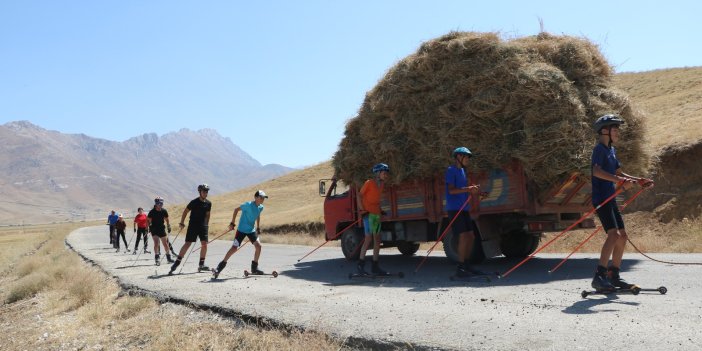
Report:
154,196,164,205
372,163,390,174
594,114,624,133
255,190,268,199
452,147,473,158
198,184,210,192
118,213,123,218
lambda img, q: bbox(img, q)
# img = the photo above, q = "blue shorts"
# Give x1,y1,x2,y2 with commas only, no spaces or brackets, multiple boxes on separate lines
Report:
448,210,474,235
595,201,625,232
362,213,381,236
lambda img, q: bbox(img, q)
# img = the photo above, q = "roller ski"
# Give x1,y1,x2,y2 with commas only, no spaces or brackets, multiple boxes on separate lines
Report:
583,267,666,297
349,260,402,279
449,265,494,282
244,261,278,277
581,286,667,298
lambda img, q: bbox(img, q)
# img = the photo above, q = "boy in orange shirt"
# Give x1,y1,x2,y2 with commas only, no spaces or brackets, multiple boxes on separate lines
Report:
356,163,390,275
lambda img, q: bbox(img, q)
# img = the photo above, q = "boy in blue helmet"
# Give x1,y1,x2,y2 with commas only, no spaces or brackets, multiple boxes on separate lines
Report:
355,163,390,275
446,147,483,277
591,114,653,291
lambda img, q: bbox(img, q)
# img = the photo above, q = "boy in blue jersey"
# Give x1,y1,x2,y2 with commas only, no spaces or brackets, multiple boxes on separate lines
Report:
211,190,269,278
591,115,653,291
445,147,483,277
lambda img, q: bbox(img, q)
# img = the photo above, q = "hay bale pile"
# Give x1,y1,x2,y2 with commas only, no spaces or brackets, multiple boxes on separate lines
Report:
333,32,649,192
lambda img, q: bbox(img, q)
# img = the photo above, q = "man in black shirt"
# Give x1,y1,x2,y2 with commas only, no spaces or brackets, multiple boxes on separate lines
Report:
148,197,174,265
169,184,212,274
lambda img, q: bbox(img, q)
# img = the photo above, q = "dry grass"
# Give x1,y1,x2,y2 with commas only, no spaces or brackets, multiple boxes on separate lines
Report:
614,67,702,151
0,223,347,351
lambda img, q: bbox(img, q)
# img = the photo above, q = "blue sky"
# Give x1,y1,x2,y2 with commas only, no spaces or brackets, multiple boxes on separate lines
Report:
1,1,700,167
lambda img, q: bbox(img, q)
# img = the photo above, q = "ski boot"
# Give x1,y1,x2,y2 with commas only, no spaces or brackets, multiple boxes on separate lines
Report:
155,254,161,266
357,259,369,275
250,260,265,275
591,265,615,292
168,257,181,275
166,254,174,264
608,267,636,289
144,249,151,254
133,249,137,255
371,261,387,276
198,262,210,272
455,264,473,278
212,261,227,279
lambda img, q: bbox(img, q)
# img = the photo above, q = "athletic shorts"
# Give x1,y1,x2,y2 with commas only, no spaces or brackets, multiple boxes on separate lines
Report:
233,230,259,247
150,226,167,238
185,226,209,243
362,213,381,236
595,200,625,232
448,210,474,235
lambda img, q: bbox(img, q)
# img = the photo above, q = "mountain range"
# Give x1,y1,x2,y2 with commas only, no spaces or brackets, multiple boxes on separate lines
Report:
0,121,293,224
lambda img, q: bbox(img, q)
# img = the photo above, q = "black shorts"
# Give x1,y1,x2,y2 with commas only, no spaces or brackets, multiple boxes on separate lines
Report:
448,210,474,235
185,226,209,243
151,226,167,238
234,230,259,247
595,200,625,232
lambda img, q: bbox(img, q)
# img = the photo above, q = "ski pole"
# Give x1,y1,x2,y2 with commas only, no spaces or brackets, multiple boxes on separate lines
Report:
548,186,647,273
499,187,624,279
169,227,183,255
415,194,472,273
126,229,137,253
178,228,233,274
189,228,234,254
297,218,362,262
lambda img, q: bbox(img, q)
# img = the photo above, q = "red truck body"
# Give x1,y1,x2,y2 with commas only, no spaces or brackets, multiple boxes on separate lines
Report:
321,160,596,261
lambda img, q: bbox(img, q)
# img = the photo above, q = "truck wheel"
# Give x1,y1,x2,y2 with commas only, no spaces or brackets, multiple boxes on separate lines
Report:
341,227,364,260
397,241,420,256
441,228,485,264
500,229,540,258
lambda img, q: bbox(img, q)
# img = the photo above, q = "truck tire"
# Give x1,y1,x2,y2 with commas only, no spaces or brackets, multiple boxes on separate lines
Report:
397,241,420,256
441,223,485,264
500,228,541,258
341,227,364,260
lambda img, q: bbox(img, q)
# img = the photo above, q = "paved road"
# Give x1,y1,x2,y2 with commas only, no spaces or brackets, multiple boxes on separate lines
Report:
67,226,702,350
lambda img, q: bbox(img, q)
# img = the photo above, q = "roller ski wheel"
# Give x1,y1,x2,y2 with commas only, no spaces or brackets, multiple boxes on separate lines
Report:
243,270,278,278
349,272,404,279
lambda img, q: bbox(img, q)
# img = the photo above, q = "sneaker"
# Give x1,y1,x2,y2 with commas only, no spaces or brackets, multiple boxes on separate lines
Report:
591,266,615,291
608,267,635,289
198,265,210,272
357,259,369,275
371,261,387,275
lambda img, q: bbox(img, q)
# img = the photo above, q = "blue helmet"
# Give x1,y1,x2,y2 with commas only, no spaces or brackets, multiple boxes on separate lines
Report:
594,114,624,133
452,147,473,158
372,163,390,174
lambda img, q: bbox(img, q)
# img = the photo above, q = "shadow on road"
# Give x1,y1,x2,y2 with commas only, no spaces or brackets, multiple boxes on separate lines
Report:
286,254,643,291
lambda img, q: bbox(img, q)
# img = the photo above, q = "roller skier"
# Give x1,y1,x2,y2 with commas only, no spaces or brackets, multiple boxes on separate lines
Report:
590,114,654,292
132,207,149,254
211,190,268,279
169,184,212,274
354,163,391,277
148,197,173,265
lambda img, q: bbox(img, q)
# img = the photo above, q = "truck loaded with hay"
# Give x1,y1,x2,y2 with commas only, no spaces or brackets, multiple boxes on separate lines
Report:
321,32,649,262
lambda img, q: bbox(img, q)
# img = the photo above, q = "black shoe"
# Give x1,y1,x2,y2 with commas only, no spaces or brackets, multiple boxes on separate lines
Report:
357,259,369,275
155,259,160,266
198,265,210,272
144,250,151,254
591,266,615,291
251,260,264,275
371,261,387,275
608,267,635,289
211,268,220,279
166,255,174,264
455,266,473,278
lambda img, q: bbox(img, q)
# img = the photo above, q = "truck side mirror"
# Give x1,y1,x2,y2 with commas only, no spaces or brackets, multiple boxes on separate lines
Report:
319,181,326,197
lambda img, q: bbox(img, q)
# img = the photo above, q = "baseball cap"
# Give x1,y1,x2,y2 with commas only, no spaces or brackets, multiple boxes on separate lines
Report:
255,190,268,198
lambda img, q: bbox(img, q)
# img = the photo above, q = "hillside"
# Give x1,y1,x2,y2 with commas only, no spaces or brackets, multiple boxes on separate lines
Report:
0,121,293,225
614,67,702,220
